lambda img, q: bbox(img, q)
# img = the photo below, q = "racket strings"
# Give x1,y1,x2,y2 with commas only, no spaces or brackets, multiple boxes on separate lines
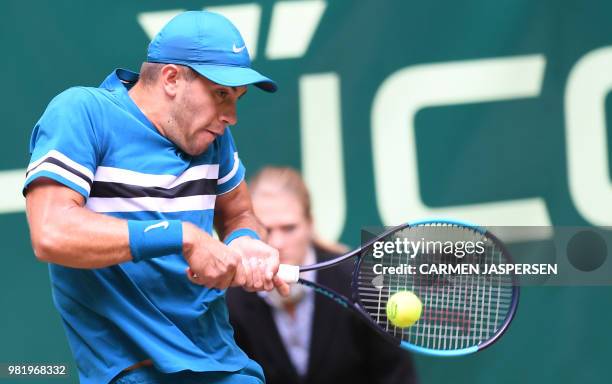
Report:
356,224,514,350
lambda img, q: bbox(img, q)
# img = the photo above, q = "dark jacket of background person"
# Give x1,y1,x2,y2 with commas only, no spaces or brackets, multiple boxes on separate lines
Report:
227,247,419,384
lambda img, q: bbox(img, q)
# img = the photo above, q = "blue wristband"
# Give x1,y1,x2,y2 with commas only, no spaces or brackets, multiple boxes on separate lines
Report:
223,228,260,245
128,220,183,263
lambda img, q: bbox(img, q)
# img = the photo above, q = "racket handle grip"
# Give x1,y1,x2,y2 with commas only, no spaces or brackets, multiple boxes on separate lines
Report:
277,264,300,283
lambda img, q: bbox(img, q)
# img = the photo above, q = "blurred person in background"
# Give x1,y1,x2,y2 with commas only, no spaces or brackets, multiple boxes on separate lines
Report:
227,166,418,384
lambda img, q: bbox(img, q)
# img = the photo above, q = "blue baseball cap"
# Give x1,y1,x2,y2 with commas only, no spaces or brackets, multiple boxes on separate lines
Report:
147,11,277,92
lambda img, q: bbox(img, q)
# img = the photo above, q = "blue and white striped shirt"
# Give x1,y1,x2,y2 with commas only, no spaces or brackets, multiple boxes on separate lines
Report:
24,69,252,384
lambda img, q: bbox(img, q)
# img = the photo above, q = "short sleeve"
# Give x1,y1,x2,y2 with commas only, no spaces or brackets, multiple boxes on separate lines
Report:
24,87,100,199
216,127,245,195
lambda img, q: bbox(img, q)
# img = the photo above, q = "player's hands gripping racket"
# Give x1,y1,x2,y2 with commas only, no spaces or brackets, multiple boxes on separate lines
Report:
276,219,519,356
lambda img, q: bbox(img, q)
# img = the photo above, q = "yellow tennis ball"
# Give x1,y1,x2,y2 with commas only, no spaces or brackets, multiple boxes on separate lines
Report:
386,291,422,328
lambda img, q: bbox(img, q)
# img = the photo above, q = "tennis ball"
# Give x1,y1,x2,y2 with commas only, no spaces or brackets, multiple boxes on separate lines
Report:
386,291,422,328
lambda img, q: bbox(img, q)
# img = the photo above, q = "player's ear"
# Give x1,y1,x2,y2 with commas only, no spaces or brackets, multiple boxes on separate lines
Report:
160,64,181,97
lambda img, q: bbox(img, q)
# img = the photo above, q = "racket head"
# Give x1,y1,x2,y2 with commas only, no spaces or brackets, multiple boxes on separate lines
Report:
351,219,519,356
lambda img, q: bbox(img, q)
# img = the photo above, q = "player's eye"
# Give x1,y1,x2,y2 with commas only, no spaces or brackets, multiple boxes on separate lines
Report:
215,89,229,100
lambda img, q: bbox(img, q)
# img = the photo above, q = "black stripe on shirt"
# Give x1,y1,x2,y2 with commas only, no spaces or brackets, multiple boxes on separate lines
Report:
26,157,93,188
89,178,217,199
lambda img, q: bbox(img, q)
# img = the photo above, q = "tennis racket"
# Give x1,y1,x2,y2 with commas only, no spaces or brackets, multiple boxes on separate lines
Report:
276,219,519,357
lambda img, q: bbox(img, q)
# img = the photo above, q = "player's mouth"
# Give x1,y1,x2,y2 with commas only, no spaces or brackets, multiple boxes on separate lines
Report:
201,129,218,141
205,126,225,138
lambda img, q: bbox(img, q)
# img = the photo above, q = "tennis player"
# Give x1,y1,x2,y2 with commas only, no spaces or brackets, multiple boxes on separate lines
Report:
23,11,288,384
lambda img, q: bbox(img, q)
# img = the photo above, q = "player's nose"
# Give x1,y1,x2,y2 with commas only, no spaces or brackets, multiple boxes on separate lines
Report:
219,103,237,126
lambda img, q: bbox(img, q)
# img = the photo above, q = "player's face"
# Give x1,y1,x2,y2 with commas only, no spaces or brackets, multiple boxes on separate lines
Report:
252,190,313,266
169,74,247,156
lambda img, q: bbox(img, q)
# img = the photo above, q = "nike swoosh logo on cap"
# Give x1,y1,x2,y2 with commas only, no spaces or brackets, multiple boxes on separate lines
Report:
144,221,169,233
232,43,246,53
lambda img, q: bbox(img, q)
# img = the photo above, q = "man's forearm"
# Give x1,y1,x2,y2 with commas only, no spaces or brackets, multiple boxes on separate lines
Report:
26,180,207,269
28,203,132,268
27,180,153,268
214,182,267,241
216,209,266,241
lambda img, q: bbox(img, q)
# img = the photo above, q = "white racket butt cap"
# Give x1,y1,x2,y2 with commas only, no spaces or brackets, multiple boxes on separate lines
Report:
277,264,300,283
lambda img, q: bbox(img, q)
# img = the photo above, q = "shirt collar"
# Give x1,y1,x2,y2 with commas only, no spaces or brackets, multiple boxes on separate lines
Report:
99,69,158,132
99,68,139,90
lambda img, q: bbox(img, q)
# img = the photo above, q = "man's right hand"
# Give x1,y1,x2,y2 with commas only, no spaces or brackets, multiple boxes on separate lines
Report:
182,223,242,289
182,223,290,297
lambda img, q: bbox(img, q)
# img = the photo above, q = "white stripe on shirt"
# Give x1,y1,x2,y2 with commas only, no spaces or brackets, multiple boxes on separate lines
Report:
86,195,216,213
218,152,239,185
94,164,220,188
27,149,94,181
26,162,91,193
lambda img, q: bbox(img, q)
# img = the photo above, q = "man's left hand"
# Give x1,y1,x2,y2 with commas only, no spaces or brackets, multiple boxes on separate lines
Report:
229,237,290,296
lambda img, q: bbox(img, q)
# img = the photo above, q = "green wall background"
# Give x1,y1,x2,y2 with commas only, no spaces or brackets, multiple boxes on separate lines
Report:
2,1,611,383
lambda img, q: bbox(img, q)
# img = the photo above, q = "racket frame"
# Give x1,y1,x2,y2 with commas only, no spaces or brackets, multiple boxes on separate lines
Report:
285,219,520,356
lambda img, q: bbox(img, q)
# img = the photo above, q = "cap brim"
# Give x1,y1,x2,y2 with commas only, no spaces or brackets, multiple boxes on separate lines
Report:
189,64,277,93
